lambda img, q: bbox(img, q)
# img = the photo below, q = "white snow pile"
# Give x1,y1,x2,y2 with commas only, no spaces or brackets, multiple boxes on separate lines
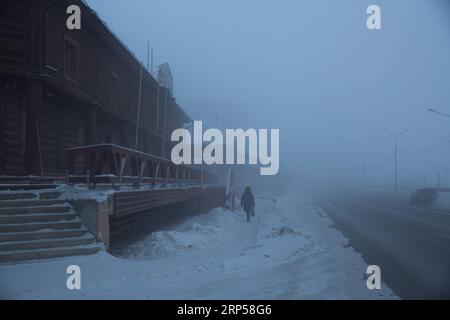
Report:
55,184,115,203
119,202,313,268
60,183,211,203
0,188,398,299
120,208,242,259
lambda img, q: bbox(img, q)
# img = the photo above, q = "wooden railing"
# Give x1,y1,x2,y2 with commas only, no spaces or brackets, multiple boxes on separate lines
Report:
66,144,217,186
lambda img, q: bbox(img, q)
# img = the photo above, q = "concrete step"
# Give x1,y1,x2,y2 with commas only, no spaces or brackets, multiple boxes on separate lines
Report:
0,212,77,224
0,193,36,201
0,237,94,252
0,228,89,242
0,220,82,233
0,176,55,183
0,184,58,191
0,205,71,215
0,245,102,263
0,199,67,208
39,191,62,200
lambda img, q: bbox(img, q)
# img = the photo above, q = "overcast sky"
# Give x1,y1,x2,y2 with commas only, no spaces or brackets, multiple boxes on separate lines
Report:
86,0,450,187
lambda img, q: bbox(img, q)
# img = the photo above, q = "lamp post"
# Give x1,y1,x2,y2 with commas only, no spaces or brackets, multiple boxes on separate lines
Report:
361,153,376,186
428,108,450,118
428,108,450,188
383,129,408,192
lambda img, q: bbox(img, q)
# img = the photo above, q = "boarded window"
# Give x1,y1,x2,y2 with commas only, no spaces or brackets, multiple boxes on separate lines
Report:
64,39,78,80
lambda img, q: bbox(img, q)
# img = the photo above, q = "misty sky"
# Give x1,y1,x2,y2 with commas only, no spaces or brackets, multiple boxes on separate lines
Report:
86,0,450,187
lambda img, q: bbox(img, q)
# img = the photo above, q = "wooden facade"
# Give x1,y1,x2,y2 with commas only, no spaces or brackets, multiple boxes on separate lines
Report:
0,0,190,177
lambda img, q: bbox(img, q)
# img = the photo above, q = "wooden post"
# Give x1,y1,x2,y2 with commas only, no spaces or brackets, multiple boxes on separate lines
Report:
83,106,97,175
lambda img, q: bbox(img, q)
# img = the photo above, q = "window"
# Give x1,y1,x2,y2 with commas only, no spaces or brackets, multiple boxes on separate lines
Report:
64,39,78,80
109,73,119,105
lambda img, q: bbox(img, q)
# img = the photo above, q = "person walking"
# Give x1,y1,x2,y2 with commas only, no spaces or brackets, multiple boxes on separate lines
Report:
240,187,255,222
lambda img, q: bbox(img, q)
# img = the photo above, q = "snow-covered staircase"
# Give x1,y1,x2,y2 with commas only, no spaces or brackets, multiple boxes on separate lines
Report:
0,190,102,264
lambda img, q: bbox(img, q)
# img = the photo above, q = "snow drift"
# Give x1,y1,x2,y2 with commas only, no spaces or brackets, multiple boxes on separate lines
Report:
0,189,397,299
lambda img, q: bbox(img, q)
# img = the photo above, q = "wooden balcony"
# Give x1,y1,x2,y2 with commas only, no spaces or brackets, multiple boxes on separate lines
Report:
66,144,217,186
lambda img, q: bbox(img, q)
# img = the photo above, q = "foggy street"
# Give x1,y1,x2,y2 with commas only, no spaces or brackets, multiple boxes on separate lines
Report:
0,191,398,300
315,189,450,299
1,0,450,303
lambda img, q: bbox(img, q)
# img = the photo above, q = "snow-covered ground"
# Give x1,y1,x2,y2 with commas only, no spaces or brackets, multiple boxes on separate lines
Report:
0,188,397,299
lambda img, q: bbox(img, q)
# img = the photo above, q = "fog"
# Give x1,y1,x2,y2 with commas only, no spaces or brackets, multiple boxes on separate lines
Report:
86,0,450,189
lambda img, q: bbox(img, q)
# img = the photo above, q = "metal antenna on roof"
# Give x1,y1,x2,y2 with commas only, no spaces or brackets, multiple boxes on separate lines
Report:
151,46,154,74
146,41,150,70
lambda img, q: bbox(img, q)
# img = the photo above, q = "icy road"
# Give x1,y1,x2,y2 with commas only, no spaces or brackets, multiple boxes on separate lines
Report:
316,188,450,299
0,189,397,299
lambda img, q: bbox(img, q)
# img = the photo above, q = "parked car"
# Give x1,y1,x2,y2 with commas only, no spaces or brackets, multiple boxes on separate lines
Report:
409,188,438,207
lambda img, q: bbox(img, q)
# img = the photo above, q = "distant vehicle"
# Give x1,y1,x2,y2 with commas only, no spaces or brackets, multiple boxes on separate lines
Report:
409,188,438,207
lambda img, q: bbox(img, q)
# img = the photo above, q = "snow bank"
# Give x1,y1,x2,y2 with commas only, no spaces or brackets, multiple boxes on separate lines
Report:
0,188,397,299
59,183,210,203
120,208,242,259
118,200,313,273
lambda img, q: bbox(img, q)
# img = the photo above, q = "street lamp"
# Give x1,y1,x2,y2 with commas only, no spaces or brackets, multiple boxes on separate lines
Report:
360,153,376,186
383,129,408,192
428,108,450,189
427,108,450,118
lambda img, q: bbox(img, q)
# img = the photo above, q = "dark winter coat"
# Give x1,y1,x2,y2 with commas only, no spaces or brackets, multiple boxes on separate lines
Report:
241,191,255,213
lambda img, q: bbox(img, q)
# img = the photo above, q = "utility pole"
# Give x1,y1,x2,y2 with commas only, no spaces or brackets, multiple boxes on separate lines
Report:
437,171,441,187
428,108,450,118
363,163,367,186
360,153,375,187
161,89,168,158
134,63,144,150
394,142,398,191
427,108,450,188
383,129,408,192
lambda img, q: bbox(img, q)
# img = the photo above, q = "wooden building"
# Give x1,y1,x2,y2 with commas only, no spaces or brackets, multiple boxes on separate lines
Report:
0,0,190,177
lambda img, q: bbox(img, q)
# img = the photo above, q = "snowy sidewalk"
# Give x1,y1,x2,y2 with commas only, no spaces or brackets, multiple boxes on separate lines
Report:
0,189,397,299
